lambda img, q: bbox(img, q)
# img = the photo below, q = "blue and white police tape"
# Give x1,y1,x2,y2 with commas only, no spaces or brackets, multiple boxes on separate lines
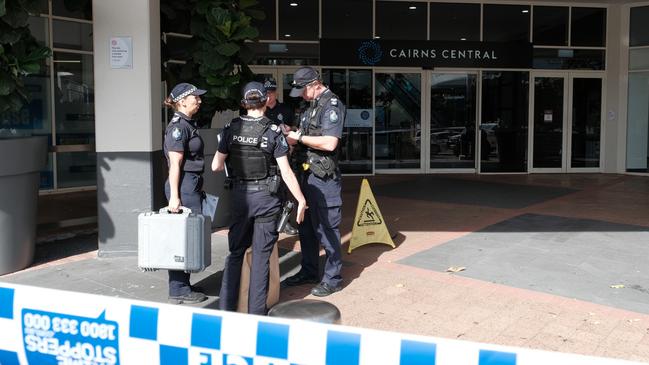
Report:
0,282,643,365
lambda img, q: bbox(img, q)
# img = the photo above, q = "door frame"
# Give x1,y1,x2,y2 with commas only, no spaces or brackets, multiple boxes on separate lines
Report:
566,72,606,173
373,67,426,174
528,71,570,173
425,70,480,173
528,71,605,173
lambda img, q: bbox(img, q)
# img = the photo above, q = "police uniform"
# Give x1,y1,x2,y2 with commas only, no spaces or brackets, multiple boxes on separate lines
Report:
217,114,289,315
293,88,346,291
265,102,294,128
163,110,205,297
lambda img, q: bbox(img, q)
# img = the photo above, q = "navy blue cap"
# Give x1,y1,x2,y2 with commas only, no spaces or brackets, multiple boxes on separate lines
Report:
241,81,268,102
263,78,277,91
290,67,319,97
169,83,206,102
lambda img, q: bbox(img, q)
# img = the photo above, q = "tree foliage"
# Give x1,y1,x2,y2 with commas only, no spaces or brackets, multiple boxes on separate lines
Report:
0,0,52,117
161,0,265,125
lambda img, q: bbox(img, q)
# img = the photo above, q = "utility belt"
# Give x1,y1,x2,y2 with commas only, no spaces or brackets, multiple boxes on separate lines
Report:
225,174,281,194
303,150,338,179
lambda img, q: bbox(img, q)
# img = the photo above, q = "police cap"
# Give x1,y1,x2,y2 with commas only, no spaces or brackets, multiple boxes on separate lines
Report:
263,78,278,91
242,81,268,103
169,83,206,103
289,67,319,97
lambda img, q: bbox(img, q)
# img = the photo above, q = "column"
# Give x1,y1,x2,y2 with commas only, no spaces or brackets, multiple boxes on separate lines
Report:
92,0,165,256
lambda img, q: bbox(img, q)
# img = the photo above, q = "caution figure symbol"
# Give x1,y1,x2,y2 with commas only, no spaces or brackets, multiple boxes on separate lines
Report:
349,179,395,253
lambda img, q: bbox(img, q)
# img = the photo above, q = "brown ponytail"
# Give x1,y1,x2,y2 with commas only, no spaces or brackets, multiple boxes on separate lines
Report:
163,96,178,110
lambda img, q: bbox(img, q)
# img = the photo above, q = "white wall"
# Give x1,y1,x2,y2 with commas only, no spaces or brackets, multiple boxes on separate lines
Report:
92,0,161,152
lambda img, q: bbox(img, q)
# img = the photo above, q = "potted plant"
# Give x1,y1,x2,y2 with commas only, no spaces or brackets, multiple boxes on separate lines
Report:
0,0,52,275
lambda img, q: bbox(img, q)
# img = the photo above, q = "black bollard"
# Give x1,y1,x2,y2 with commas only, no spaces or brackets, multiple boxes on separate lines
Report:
267,299,341,324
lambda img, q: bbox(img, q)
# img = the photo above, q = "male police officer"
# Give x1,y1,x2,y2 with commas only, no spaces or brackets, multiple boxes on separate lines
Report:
263,78,298,235
285,67,345,297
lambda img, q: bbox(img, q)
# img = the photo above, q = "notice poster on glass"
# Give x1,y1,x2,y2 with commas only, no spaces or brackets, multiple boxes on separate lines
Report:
110,37,133,69
345,109,373,128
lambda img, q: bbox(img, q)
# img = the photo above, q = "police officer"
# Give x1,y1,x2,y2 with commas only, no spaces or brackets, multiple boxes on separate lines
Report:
263,77,299,236
163,82,209,305
285,67,345,297
212,81,306,315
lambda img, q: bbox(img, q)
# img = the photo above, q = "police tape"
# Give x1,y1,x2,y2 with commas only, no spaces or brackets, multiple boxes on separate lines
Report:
0,282,644,365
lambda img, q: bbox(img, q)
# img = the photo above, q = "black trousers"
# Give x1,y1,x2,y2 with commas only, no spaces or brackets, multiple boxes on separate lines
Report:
219,187,281,315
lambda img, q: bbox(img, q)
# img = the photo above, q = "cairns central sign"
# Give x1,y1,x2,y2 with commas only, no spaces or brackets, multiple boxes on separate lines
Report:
320,39,532,69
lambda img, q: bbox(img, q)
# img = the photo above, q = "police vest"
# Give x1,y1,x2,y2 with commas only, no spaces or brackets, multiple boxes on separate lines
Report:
297,90,341,178
227,116,277,180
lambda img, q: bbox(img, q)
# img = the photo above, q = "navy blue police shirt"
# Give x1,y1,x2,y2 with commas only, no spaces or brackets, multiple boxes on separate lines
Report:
217,115,289,160
164,111,205,173
265,101,295,127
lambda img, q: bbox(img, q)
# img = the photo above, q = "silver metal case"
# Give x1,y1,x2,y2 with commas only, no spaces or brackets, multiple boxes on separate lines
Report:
138,207,211,273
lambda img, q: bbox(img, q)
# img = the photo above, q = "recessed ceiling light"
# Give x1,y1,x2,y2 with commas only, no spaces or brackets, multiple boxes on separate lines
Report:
284,34,291,37
460,37,467,41
522,9,529,13
374,36,381,39
409,6,417,10
290,2,298,6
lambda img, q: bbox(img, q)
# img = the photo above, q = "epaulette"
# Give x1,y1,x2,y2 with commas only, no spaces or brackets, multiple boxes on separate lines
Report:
330,97,338,106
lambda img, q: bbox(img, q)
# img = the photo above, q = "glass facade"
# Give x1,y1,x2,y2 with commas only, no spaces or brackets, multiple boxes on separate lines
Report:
3,1,96,191
627,5,649,172
430,3,480,42
375,1,427,40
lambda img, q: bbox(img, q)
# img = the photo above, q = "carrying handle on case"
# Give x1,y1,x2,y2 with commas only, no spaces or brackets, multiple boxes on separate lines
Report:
159,206,192,215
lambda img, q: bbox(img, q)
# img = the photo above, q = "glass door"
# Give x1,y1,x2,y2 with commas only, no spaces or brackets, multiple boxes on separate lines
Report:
529,73,568,172
428,72,478,171
568,75,603,171
374,70,424,171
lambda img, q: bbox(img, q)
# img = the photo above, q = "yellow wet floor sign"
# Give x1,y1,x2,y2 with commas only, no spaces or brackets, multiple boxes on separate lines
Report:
349,178,395,253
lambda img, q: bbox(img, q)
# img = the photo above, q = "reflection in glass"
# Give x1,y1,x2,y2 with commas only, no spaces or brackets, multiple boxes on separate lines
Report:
629,48,649,71
630,6,649,47
57,152,97,188
322,69,373,174
255,0,276,40
483,4,530,43
375,73,421,169
571,78,601,168
533,77,564,168
53,52,95,145
53,19,93,51
322,0,372,39
41,153,54,190
430,3,480,42
430,73,476,169
248,42,319,66
571,7,606,47
626,72,649,172
532,6,568,46
279,0,318,40
28,16,48,46
376,1,427,40
53,0,92,20
480,71,529,172
533,48,605,70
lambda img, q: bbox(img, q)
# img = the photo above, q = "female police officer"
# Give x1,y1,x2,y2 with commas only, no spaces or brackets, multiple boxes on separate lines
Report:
212,81,307,315
163,82,209,305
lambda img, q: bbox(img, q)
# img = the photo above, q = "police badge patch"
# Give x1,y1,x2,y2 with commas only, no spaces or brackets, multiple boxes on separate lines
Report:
329,110,338,123
279,135,288,148
278,113,284,121
172,127,182,141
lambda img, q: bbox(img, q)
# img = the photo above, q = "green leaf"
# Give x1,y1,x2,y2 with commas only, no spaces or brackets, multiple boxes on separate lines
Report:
0,27,22,44
209,7,232,36
0,0,6,18
210,86,230,99
23,46,51,63
0,72,15,96
215,42,239,57
20,62,39,74
239,0,258,10
230,25,258,41
1,2,29,28
245,9,266,21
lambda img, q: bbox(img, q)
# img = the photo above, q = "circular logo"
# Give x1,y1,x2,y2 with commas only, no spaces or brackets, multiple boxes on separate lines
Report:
358,41,382,66
361,111,370,120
